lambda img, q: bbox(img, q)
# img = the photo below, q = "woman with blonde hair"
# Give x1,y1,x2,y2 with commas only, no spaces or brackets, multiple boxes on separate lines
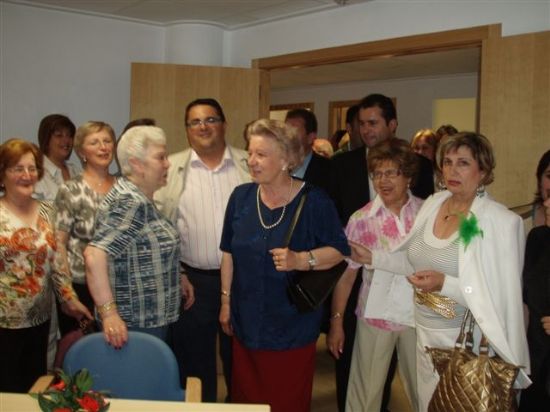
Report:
54,121,117,335
411,128,438,164
219,119,349,412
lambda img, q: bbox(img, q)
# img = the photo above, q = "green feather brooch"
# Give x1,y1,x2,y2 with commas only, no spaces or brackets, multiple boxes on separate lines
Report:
458,212,483,249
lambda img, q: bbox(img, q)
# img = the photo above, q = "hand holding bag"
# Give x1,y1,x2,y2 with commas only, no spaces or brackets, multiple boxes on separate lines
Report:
284,187,348,313
426,310,520,412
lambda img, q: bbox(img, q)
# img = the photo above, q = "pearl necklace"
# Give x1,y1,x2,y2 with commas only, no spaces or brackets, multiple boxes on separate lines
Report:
257,178,293,230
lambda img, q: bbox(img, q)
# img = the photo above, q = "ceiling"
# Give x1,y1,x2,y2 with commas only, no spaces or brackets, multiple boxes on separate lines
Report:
5,0,480,88
4,0,373,29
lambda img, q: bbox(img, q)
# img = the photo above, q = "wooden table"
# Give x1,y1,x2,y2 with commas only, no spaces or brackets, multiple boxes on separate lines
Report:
0,392,270,412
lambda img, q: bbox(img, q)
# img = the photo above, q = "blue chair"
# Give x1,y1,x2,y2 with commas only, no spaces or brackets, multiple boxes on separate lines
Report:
63,331,201,402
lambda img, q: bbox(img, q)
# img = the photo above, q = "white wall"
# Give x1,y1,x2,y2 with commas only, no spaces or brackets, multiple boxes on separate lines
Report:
227,0,550,67
271,74,478,141
0,2,164,144
165,23,224,65
1,0,548,146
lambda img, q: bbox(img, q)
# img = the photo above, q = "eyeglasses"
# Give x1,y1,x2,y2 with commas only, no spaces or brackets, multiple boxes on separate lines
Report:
370,169,401,180
186,117,222,128
6,166,39,176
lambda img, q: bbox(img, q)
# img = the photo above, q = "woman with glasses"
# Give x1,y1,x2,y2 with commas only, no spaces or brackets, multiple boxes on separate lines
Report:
0,139,90,392
328,139,422,411
350,133,530,410
53,122,116,337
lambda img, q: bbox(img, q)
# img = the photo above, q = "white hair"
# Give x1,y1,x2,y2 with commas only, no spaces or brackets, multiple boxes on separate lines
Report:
117,126,166,176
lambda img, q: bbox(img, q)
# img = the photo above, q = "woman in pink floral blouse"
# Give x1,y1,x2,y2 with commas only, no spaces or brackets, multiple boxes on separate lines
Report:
0,139,90,393
327,138,422,411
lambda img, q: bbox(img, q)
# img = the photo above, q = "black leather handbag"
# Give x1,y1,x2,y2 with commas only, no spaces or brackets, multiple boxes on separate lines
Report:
285,188,348,313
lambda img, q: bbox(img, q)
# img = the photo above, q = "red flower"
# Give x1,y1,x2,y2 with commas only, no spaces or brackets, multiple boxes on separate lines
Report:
50,380,66,391
77,394,100,412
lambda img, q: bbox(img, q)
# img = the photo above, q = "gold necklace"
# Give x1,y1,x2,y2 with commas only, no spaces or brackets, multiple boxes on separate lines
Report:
257,178,293,230
443,199,469,221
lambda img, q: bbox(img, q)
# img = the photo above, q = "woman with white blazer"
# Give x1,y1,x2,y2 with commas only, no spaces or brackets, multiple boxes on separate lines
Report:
350,132,530,411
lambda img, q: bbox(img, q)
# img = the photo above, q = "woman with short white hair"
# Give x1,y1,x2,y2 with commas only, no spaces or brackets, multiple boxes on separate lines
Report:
85,126,194,347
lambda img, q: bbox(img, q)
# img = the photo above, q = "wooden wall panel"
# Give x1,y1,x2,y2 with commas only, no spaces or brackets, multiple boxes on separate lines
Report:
479,31,550,208
130,63,268,154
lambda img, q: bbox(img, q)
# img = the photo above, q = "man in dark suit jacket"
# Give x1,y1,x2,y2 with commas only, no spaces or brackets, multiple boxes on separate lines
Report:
285,108,331,192
329,93,434,412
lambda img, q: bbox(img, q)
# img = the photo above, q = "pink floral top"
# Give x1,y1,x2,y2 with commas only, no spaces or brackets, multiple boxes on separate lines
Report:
345,192,423,331
0,201,76,329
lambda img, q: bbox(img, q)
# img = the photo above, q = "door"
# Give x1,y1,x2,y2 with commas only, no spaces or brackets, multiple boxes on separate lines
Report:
479,30,550,208
130,63,270,154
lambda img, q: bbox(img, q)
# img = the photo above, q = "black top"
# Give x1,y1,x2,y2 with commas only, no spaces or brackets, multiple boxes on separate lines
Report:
303,152,331,194
523,225,550,377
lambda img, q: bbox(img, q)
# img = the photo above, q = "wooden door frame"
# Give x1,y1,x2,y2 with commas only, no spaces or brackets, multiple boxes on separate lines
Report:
252,24,501,71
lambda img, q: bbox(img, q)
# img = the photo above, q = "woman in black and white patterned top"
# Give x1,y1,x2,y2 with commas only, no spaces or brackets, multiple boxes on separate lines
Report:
54,121,117,336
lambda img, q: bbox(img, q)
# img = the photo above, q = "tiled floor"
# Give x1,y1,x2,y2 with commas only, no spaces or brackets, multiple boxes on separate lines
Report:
217,334,413,412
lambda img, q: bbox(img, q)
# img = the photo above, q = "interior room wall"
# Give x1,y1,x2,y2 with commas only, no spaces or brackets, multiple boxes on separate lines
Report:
165,24,224,66
226,1,550,67
1,1,548,147
432,98,477,132
0,2,164,144
271,74,478,142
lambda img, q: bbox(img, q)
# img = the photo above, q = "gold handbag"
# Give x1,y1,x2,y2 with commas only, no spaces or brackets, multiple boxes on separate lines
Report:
426,310,520,412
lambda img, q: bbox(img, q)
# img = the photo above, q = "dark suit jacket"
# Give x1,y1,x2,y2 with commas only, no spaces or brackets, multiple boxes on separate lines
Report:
329,146,434,226
523,225,550,378
303,152,331,193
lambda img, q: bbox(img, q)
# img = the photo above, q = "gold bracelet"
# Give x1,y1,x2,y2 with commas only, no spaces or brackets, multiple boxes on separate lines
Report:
97,300,117,316
221,290,231,298
331,312,342,320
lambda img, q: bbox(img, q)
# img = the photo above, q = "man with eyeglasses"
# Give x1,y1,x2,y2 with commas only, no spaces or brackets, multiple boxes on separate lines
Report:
155,98,249,402
328,93,434,412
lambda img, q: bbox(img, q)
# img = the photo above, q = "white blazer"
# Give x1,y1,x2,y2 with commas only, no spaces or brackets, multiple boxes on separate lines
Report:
372,190,531,388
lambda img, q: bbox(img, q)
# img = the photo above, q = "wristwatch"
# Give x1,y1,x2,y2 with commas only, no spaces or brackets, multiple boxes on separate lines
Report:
308,250,317,270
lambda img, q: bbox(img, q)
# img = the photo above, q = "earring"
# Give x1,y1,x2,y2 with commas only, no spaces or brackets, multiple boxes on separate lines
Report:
82,156,87,163
437,180,447,191
282,165,287,171
476,184,486,197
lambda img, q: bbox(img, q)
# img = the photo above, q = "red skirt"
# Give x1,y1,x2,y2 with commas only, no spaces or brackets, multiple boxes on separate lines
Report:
231,338,317,412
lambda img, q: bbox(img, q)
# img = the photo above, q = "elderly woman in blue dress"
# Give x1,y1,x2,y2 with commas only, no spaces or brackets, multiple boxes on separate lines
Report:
350,132,530,410
219,119,349,412
84,126,194,347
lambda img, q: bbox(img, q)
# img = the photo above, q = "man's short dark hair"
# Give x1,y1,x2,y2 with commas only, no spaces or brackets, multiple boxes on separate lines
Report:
185,98,226,123
345,104,360,125
285,108,318,134
358,94,397,125
121,118,156,136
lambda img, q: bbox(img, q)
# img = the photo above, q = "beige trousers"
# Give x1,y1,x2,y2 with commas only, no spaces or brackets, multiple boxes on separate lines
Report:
346,320,418,412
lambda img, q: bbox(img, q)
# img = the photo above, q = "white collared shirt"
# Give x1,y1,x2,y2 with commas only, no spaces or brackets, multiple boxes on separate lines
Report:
345,192,423,329
176,147,243,269
34,156,80,201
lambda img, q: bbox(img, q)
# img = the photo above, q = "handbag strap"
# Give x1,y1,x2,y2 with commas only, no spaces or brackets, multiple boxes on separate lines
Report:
282,185,309,247
456,309,490,355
